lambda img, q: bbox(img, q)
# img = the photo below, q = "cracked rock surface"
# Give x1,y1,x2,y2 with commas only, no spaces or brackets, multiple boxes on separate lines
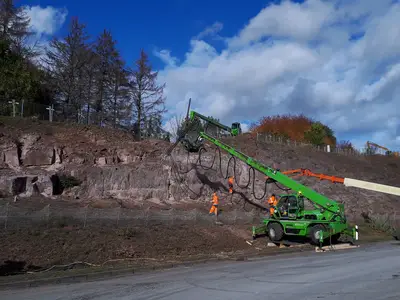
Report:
0,118,399,221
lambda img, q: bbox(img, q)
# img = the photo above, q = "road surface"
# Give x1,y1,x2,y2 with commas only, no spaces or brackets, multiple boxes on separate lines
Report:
1,242,400,300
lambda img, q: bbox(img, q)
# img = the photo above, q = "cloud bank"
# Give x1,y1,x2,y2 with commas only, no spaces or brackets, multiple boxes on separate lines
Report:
24,5,67,37
23,5,68,59
157,0,400,150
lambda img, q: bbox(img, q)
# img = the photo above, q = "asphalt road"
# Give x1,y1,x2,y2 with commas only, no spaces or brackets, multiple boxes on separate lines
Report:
1,242,400,300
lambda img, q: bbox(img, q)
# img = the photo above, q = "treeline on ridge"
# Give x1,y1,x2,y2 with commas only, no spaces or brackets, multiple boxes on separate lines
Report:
251,114,356,151
0,0,167,140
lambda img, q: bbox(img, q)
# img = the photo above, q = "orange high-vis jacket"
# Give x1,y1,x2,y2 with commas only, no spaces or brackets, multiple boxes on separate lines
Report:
267,195,277,215
228,177,234,185
212,193,219,205
268,195,277,206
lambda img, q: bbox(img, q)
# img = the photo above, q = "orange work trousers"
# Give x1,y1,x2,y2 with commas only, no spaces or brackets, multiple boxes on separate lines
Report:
269,207,275,216
209,205,218,215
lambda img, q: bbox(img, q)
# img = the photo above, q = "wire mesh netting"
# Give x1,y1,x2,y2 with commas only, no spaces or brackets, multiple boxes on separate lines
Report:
0,203,266,230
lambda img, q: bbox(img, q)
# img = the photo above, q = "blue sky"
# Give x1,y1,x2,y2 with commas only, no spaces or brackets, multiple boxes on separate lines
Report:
20,0,272,69
19,0,400,151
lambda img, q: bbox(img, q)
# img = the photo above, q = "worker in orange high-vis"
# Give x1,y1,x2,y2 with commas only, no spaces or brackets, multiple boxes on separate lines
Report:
209,192,219,216
228,176,234,194
267,193,278,216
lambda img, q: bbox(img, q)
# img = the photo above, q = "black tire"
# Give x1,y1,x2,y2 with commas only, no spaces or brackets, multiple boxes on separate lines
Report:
310,224,326,245
267,222,284,242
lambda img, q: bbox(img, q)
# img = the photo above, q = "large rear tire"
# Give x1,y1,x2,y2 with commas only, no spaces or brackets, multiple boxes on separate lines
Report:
310,224,326,245
267,222,284,242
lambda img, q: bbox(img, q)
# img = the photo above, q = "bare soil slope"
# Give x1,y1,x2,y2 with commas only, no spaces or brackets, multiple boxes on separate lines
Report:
1,116,399,217
0,117,399,272
223,134,400,218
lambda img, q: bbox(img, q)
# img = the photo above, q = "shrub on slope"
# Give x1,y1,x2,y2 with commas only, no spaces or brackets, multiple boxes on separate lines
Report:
250,114,336,146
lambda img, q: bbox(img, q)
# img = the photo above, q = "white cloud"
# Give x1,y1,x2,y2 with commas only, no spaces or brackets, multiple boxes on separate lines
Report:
156,0,400,151
228,0,336,47
24,5,67,37
153,49,178,68
240,123,250,133
22,5,68,66
195,22,224,40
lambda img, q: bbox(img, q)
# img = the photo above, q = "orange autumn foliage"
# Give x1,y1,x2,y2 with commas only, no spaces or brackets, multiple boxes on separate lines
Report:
250,114,336,146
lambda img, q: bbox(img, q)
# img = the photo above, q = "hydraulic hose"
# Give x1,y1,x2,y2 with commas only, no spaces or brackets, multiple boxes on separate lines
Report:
168,120,281,205
197,145,270,200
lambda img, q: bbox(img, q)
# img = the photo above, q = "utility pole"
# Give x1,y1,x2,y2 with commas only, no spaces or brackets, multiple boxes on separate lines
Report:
8,100,19,117
46,104,54,122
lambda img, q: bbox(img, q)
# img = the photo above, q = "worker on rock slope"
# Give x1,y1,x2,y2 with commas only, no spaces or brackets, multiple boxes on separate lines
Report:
228,176,234,194
209,192,219,216
267,193,278,217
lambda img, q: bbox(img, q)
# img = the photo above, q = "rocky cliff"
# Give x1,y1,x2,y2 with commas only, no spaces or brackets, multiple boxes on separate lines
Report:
0,117,234,207
1,117,399,220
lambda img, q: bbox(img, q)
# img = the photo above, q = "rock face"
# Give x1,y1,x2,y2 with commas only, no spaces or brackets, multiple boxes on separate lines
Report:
0,128,248,207
0,123,221,205
0,119,400,220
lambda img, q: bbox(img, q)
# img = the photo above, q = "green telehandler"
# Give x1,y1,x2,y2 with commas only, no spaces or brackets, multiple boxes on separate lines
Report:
169,110,358,245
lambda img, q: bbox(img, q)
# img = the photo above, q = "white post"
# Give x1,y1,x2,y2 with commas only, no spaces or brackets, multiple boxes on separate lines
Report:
355,225,359,241
46,104,54,122
326,145,331,153
8,100,19,117
78,109,84,124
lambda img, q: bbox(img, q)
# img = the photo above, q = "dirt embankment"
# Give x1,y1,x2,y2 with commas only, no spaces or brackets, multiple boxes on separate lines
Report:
223,134,400,219
0,117,399,273
1,116,399,219
0,224,254,273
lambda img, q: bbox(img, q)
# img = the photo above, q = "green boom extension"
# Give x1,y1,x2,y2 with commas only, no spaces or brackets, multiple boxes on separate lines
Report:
182,110,358,245
189,111,242,136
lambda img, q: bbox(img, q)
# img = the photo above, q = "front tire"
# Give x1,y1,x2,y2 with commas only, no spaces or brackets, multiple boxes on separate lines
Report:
267,222,284,242
310,224,326,245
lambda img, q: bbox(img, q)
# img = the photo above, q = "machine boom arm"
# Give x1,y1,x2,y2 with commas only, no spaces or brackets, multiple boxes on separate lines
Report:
199,132,342,215
281,169,400,197
186,110,342,215
343,178,400,196
189,111,231,132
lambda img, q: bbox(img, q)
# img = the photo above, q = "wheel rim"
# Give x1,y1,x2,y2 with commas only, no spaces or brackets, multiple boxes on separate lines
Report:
314,230,322,240
269,228,276,238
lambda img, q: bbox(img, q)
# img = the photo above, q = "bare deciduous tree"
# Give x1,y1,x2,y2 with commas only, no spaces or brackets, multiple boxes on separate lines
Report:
0,0,32,52
167,114,186,142
129,50,167,140
108,59,131,127
93,29,120,125
43,17,91,120
2,4,170,134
